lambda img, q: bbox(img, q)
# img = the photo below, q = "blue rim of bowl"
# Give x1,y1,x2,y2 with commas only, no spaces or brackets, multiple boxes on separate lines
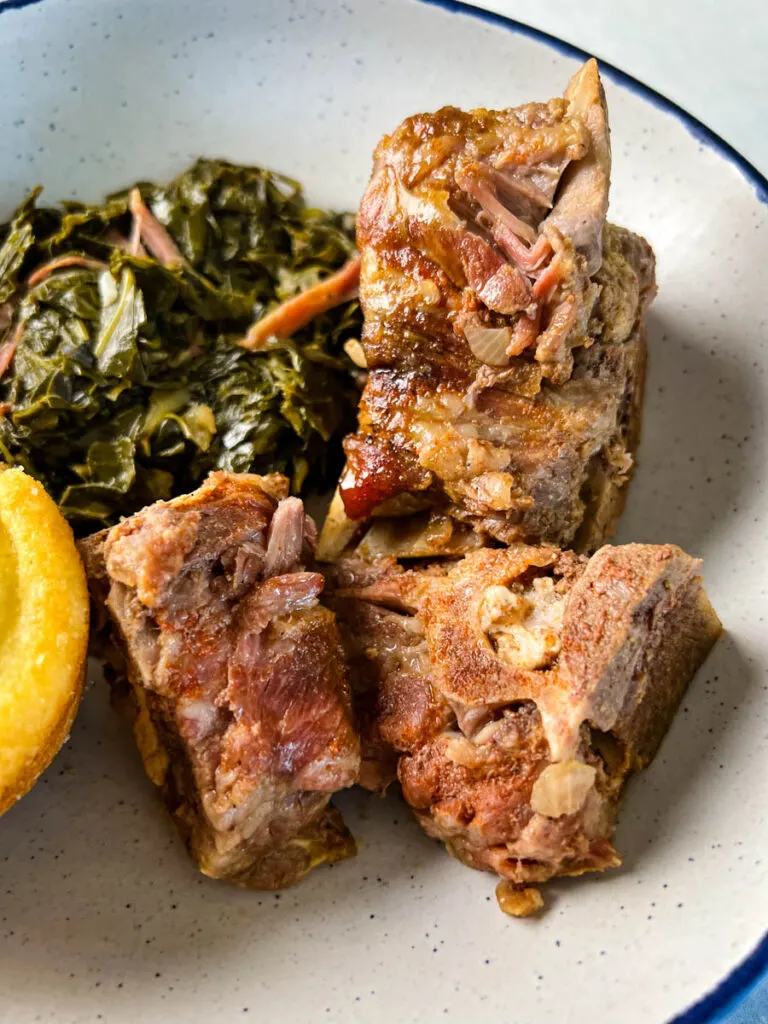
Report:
418,7,768,1021
1,0,766,1018
419,0,768,211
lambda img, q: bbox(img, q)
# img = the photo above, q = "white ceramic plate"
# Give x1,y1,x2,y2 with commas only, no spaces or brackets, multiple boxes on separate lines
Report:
0,2,766,1022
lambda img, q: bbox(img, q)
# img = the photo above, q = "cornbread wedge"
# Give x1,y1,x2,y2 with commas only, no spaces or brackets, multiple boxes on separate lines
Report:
0,466,89,814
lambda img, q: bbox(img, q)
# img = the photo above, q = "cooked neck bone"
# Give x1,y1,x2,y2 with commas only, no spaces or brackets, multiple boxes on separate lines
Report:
329,543,720,914
81,472,360,888
331,62,655,554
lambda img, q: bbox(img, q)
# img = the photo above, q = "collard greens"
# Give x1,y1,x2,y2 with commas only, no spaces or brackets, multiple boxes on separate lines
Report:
0,159,361,529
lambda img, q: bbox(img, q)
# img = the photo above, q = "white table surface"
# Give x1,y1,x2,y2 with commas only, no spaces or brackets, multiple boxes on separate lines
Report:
467,0,768,178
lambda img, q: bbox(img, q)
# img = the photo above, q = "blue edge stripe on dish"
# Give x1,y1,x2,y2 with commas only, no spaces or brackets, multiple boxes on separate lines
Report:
1,0,766,1019
422,7,768,1024
420,0,768,206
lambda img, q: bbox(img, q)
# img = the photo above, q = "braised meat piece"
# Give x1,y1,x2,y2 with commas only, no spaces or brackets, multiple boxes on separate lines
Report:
322,61,656,560
330,544,720,914
328,554,450,793
81,472,360,889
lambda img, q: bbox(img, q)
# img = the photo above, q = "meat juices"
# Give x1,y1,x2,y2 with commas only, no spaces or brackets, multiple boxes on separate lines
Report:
81,472,360,888
330,544,721,914
324,60,656,559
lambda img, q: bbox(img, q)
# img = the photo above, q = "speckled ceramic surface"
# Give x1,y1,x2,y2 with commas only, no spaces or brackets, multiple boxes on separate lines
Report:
0,1,766,1022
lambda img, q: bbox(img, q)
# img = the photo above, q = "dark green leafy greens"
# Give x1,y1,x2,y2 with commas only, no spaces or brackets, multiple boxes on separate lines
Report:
0,159,361,529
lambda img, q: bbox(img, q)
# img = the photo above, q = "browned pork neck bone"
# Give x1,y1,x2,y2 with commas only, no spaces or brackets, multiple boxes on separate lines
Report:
324,60,654,559
330,543,720,915
80,472,360,889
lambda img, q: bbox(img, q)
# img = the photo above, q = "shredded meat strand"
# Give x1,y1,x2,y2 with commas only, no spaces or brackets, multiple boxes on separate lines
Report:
0,320,24,382
129,188,185,268
27,255,108,288
263,497,306,578
240,256,361,350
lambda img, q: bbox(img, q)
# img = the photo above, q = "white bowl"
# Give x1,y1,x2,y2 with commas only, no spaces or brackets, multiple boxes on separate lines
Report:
0,1,766,1022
